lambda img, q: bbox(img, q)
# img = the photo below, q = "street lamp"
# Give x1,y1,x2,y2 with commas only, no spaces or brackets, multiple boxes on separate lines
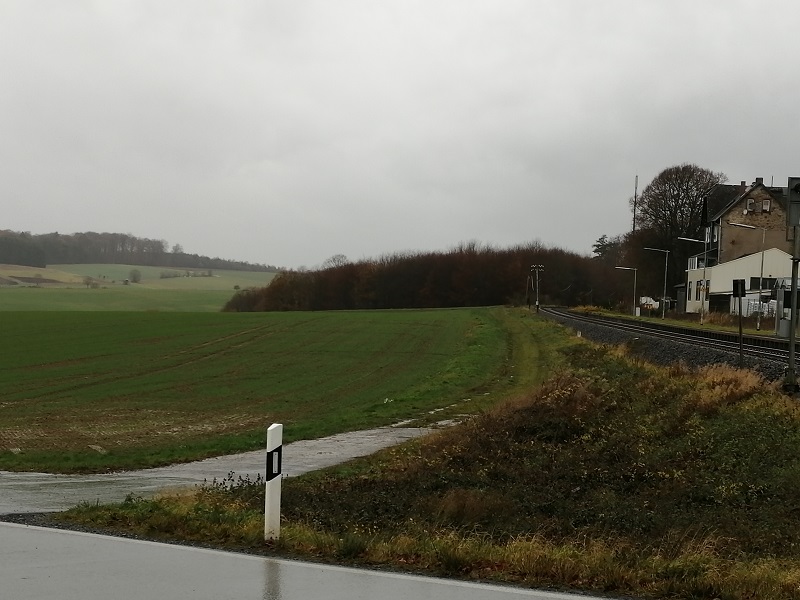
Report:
678,236,708,325
644,247,670,319
729,222,766,331
615,266,638,316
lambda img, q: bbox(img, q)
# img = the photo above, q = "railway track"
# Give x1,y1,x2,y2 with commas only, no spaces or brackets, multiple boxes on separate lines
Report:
540,306,793,367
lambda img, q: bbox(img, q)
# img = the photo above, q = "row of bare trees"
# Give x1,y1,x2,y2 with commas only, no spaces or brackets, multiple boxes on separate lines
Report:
224,241,623,312
226,163,733,313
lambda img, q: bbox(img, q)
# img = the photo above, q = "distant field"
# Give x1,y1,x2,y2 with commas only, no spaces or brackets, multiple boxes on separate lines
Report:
0,264,277,311
52,264,276,290
0,308,534,473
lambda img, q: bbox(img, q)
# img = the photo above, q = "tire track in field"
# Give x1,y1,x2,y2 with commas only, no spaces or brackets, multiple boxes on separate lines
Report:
7,316,327,400
273,319,452,408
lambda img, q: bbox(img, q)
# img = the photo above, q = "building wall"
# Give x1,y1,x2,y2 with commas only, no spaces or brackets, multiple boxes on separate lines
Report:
685,248,792,314
718,187,791,263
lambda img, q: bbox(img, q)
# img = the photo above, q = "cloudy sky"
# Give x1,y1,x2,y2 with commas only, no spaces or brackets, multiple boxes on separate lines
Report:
2,1,799,268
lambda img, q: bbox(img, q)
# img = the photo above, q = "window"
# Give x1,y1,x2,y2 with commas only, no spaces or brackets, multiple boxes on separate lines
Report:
750,277,776,291
763,198,771,212
696,281,702,301
688,281,693,302
705,280,710,300
688,256,697,270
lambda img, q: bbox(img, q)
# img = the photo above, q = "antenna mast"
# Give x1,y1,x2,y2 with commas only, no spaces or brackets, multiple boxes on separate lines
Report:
632,174,638,232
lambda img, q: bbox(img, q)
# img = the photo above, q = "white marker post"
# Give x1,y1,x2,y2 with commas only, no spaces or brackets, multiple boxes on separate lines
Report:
264,423,283,541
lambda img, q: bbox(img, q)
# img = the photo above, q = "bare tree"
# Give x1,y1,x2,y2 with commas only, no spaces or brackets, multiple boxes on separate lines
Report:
632,164,727,244
629,165,727,298
322,254,349,269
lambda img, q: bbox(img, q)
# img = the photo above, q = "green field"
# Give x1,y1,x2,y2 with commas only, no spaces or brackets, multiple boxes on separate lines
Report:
0,287,239,312
0,308,545,473
0,264,276,312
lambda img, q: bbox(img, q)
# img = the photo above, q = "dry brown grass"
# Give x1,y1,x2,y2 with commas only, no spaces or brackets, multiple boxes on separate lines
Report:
686,363,769,414
703,311,737,327
574,305,603,314
429,488,515,527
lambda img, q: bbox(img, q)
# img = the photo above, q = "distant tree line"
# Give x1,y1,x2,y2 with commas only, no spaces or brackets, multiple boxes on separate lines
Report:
223,241,620,311
0,230,277,272
224,163,739,313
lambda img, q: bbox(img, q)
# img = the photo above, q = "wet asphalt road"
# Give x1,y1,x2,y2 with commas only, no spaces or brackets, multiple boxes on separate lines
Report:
2,522,595,600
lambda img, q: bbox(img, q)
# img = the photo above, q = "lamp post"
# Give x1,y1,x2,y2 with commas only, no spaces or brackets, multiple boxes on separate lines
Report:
729,222,766,331
644,247,670,319
678,235,708,325
615,266,638,316
531,265,544,312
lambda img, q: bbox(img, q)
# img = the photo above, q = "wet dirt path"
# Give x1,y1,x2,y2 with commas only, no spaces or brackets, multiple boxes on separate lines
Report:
0,426,431,514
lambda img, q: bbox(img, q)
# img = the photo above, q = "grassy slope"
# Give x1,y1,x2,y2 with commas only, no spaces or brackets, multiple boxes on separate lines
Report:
0,308,517,473
58,317,800,599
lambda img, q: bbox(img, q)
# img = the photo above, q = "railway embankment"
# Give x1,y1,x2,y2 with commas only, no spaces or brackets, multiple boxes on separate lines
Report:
542,307,788,381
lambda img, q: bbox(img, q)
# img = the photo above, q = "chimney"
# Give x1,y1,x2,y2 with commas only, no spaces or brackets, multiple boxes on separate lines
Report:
740,180,747,193
755,177,764,185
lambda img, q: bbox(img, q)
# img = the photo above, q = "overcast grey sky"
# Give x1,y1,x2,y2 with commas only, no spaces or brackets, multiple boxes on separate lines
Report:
2,1,799,268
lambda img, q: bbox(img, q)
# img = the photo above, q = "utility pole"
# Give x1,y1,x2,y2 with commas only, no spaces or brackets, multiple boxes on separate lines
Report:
786,228,800,393
730,222,766,331
531,265,544,312
783,177,800,393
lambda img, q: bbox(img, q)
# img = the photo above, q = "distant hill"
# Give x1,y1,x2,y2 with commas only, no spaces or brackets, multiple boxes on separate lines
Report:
0,230,278,272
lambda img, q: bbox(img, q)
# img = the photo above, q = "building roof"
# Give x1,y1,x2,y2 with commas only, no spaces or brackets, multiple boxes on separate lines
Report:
709,178,787,223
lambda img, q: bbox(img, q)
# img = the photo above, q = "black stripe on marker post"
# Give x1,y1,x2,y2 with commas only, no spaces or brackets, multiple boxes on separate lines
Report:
266,445,282,481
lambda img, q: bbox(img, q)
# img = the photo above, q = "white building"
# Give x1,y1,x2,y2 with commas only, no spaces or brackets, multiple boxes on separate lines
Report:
685,248,793,317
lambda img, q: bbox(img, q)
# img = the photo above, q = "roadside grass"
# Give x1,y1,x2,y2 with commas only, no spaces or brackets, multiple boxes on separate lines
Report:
0,307,557,473
57,329,800,599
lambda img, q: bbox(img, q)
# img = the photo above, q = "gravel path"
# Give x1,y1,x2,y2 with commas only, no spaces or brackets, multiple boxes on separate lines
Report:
545,311,787,381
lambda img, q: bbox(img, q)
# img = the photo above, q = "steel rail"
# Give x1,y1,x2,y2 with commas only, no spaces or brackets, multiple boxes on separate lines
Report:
540,307,791,364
